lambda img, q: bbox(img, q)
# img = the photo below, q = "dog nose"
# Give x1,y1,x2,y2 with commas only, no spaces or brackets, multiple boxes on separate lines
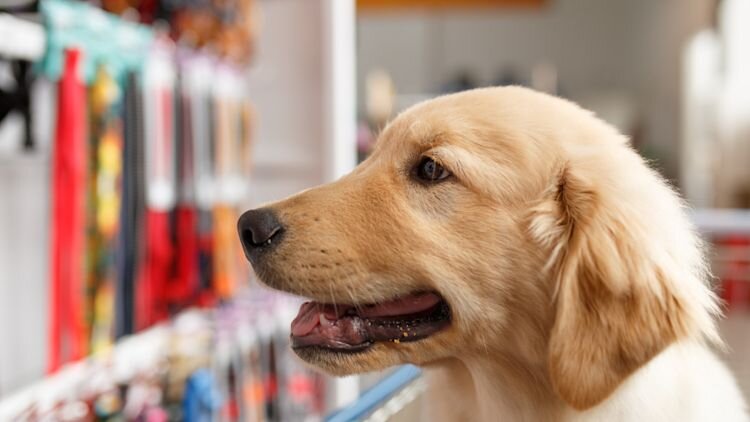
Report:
238,208,284,256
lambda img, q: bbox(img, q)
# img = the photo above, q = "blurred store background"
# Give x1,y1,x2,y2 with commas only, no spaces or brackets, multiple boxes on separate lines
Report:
0,0,748,420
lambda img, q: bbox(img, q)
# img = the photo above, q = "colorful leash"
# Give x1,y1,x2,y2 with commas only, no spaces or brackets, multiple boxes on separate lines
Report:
171,84,200,308
197,93,216,306
213,206,239,300
87,65,124,354
140,40,177,328
211,75,255,301
116,71,145,339
48,48,88,372
212,92,236,300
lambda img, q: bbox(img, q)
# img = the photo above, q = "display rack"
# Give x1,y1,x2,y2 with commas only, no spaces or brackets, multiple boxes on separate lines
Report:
325,365,423,422
0,324,169,419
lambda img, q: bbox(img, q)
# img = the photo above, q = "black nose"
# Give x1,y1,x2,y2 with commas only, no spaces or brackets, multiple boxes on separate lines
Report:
238,208,284,257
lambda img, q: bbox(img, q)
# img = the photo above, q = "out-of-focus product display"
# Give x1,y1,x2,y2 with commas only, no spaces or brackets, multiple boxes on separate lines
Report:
0,293,327,421
28,0,257,372
98,0,259,64
0,0,270,408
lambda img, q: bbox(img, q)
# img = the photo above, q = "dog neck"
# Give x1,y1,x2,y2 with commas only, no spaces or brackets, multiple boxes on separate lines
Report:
419,274,565,421
423,355,565,422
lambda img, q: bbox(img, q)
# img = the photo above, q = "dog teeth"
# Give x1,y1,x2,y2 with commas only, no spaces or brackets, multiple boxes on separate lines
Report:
320,313,332,326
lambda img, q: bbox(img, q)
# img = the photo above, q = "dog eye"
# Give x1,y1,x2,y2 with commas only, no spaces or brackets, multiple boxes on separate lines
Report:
415,157,451,182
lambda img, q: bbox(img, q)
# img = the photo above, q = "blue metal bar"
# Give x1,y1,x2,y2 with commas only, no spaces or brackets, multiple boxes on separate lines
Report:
325,365,422,422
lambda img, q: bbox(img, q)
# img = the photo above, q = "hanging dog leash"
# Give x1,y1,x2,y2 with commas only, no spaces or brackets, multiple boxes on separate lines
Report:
48,48,87,372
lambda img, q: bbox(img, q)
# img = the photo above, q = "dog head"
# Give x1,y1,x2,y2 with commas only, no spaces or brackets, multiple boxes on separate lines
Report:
238,87,719,410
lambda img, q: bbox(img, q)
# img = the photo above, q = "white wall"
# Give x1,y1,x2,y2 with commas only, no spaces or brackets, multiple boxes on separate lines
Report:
246,0,356,209
357,0,714,180
0,155,49,396
245,0,327,207
0,75,54,396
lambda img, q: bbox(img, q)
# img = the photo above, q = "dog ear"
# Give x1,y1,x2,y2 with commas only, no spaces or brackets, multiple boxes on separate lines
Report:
529,164,696,410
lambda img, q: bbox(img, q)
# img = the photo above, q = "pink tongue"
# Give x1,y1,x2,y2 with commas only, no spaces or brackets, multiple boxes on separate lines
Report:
291,303,352,336
290,293,442,338
357,292,441,318
291,302,320,337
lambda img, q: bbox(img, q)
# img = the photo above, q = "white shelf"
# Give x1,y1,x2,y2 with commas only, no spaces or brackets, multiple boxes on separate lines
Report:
691,208,750,235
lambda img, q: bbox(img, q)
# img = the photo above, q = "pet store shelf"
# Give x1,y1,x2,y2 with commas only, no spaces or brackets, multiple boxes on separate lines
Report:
692,208,750,234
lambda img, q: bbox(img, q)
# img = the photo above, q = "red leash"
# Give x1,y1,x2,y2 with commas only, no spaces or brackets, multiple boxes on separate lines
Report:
138,84,176,329
48,48,88,372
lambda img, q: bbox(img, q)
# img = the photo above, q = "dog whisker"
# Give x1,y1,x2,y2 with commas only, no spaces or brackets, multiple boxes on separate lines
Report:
328,284,339,314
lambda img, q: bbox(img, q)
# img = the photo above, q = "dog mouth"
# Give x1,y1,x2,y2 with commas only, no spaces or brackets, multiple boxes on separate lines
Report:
290,292,451,353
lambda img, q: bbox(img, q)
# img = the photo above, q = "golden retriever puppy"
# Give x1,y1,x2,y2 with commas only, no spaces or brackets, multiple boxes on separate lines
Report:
238,87,748,421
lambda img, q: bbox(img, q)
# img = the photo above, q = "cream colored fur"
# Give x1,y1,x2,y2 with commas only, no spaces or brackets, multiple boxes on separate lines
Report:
250,87,748,421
